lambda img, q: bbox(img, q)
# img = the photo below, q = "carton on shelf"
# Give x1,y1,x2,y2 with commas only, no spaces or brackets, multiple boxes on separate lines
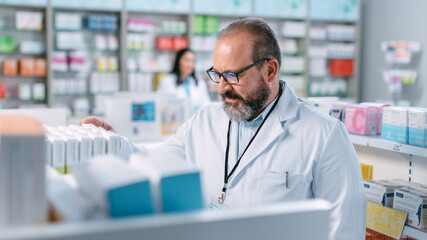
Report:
408,108,427,147
381,107,409,144
344,104,378,135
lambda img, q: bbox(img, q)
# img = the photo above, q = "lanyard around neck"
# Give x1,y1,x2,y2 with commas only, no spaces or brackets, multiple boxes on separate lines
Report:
218,84,283,204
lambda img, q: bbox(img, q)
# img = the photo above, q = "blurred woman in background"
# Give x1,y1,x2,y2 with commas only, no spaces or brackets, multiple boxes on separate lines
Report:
157,48,211,113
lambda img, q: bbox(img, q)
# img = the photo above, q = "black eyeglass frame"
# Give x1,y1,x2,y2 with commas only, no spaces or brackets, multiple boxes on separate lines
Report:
206,58,270,84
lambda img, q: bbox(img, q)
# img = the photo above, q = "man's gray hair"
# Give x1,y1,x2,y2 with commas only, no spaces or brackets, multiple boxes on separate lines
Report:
219,18,281,68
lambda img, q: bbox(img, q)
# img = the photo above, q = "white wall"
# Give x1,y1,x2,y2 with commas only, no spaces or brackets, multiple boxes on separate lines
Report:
360,0,427,107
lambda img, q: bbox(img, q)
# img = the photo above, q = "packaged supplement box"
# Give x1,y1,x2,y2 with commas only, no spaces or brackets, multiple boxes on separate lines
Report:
393,187,427,229
72,155,154,218
130,152,204,213
360,102,390,135
408,108,427,147
382,107,409,144
344,104,378,135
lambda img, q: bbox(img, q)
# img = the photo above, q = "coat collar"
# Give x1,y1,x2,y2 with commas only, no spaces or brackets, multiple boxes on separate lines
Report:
276,80,299,123
227,80,301,184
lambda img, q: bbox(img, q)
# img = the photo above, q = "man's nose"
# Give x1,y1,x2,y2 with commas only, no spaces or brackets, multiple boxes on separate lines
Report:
217,76,232,93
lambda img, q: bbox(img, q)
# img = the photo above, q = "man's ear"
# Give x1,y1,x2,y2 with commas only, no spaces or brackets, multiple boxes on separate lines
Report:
265,58,279,82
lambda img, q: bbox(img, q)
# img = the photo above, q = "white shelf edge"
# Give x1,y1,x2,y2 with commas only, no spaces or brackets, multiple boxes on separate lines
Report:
350,134,427,158
402,225,427,239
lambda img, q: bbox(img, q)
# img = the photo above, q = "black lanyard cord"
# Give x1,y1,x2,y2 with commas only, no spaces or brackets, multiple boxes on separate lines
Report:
220,84,283,201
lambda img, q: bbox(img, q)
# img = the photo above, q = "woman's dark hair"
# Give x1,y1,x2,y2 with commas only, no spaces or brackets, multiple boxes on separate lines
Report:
171,48,198,86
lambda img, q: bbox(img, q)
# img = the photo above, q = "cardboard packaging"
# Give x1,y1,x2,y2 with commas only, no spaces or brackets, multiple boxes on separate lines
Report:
344,104,378,135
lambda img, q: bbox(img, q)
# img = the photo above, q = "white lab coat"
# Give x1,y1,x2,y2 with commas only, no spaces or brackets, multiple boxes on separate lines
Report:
123,82,366,240
157,74,211,113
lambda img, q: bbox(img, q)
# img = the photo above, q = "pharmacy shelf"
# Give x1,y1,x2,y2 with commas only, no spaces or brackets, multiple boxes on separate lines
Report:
55,29,119,33
402,225,427,239
0,200,331,240
0,52,46,55
1,75,46,78
350,134,427,158
0,27,44,32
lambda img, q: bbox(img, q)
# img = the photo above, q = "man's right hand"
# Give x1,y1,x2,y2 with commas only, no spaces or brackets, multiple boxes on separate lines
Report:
80,116,116,132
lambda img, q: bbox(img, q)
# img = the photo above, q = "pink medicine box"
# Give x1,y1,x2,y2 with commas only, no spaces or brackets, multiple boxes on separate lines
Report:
344,104,378,135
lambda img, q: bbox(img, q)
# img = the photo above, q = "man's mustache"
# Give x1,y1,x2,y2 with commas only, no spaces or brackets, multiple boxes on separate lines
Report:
221,90,244,101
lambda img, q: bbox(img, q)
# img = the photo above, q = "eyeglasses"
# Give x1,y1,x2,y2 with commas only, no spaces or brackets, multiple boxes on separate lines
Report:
206,58,270,85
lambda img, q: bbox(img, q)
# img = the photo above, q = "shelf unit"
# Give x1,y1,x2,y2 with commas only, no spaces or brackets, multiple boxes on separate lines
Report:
350,133,427,239
0,3,48,108
49,7,121,114
306,0,360,100
0,200,331,240
125,10,189,93
0,0,362,113
350,134,427,158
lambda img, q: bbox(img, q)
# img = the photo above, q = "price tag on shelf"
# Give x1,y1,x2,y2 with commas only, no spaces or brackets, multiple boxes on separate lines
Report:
366,201,407,239
392,144,402,152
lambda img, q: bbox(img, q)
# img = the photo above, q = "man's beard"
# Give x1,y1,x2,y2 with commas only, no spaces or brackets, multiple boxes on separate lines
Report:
220,76,271,122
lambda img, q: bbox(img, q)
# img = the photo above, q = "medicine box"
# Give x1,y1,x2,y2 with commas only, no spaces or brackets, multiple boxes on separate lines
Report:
2,59,18,76
364,180,403,207
360,163,372,180
15,11,43,31
344,104,378,135
364,180,388,206
46,134,66,174
360,102,390,135
408,108,427,147
393,187,427,229
130,152,204,213
72,155,154,218
381,107,409,144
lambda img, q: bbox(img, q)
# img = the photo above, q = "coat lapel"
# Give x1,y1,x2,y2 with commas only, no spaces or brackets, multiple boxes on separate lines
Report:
229,82,300,183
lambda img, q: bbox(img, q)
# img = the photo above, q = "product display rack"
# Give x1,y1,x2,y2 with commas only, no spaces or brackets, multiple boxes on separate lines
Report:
0,3,48,109
125,10,190,92
264,17,307,97
351,133,427,239
49,7,121,114
306,19,360,99
350,134,427,158
0,0,362,112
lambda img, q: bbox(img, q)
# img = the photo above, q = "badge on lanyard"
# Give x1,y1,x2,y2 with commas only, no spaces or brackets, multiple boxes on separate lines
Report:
209,196,230,210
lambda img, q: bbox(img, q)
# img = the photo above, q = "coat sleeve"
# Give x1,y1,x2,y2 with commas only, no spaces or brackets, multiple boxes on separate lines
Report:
312,121,366,240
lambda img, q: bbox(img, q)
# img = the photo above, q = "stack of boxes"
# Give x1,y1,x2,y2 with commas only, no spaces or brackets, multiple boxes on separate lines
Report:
380,107,427,147
364,179,427,230
308,98,426,148
381,107,409,144
44,124,121,174
49,153,204,219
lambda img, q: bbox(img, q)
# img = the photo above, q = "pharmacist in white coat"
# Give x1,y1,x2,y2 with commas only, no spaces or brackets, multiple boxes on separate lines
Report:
84,18,366,240
157,48,211,114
